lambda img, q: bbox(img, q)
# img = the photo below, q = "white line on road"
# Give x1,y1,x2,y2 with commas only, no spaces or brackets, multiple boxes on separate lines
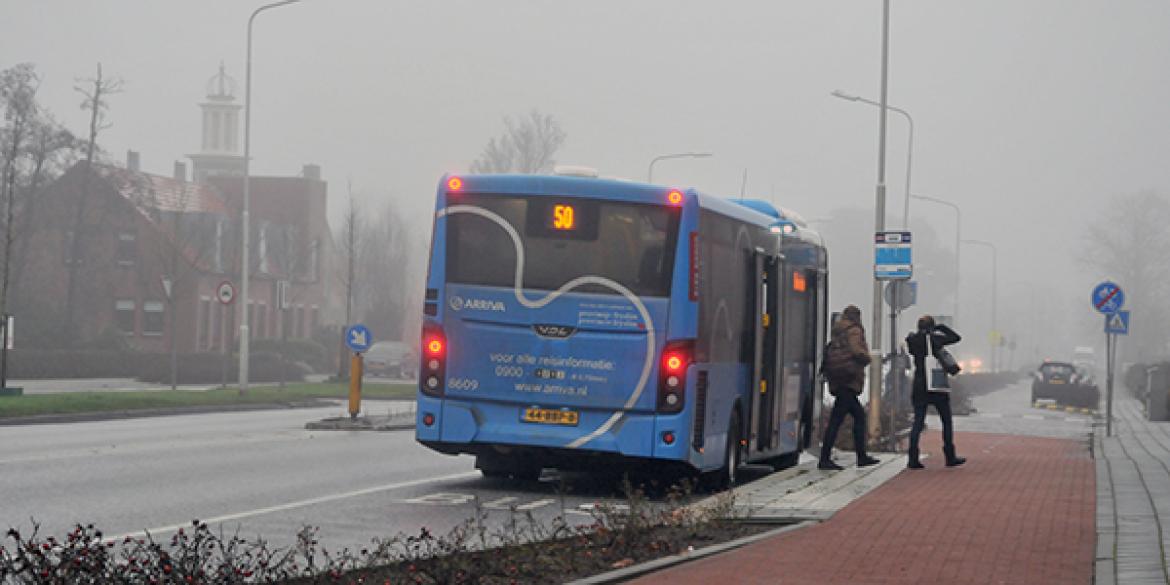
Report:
979,413,1004,418
113,471,480,541
1022,415,1045,420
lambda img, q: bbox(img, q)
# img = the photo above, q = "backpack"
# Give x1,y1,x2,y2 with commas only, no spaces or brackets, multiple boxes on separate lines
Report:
820,325,858,385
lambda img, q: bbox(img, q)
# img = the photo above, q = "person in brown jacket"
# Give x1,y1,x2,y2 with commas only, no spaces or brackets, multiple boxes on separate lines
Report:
818,305,881,470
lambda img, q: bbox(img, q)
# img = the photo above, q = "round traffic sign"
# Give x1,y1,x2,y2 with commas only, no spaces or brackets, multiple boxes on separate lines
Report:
216,281,236,305
345,324,373,353
1091,281,1125,314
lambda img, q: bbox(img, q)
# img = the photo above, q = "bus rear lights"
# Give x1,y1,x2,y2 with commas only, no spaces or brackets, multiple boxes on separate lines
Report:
420,323,447,397
423,413,436,427
447,176,463,191
658,339,693,413
667,190,683,205
662,431,676,445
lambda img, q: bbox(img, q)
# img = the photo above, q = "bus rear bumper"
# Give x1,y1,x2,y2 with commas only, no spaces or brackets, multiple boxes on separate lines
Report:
414,396,695,467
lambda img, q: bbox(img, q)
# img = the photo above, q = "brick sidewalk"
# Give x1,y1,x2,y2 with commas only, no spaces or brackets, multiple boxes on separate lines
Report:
633,432,1095,585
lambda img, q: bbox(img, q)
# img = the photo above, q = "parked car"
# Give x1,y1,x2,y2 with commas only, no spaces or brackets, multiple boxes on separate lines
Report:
364,341,417,379
1031,360,1099,409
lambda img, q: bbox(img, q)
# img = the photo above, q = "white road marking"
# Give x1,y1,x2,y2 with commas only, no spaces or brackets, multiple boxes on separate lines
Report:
979,412,1004,418
113,471,479,540
482,496,519,510
515,498,556,511
402,492,477,506
1022,414,1045,420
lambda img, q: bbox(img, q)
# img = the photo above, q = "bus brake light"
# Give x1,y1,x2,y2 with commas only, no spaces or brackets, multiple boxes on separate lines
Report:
665,354,684,373
426,338,444,356
667,190,683,205
447,176,463,191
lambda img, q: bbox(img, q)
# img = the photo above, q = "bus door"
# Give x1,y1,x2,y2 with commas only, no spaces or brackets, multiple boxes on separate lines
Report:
750,250,782,453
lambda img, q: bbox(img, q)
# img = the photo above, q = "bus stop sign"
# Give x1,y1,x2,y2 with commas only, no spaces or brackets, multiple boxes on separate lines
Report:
875,231,912,280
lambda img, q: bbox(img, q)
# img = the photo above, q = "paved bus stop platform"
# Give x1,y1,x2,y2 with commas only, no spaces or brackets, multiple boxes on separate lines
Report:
633,431,1097,585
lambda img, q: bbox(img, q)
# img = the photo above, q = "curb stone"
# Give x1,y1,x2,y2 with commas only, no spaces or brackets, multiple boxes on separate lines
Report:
564,520,814,585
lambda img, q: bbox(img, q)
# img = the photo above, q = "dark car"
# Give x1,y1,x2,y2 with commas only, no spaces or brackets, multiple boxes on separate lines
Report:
365,341,418,379
1032,361,1099,409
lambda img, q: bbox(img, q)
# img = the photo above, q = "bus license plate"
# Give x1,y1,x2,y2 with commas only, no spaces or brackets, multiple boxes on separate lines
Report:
522,408,579,426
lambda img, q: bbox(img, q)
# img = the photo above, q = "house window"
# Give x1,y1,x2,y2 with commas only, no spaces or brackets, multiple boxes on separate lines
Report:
258,222,269,274
143,301,165,336
214,220,224,273
308,239,319,281
199,298,212,350
116,232,136,266
115,300,136,334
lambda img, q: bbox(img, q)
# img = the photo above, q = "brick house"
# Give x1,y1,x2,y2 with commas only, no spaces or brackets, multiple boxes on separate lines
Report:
12,66,333,353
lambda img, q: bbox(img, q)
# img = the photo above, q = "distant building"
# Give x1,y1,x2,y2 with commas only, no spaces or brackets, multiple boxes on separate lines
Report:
14,66,332,352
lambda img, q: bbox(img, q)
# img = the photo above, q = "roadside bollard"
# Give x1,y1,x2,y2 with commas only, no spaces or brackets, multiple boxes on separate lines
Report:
349,352,363,419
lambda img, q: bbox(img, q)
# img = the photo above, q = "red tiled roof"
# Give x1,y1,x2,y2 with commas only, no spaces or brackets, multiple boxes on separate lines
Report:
97,164,230,217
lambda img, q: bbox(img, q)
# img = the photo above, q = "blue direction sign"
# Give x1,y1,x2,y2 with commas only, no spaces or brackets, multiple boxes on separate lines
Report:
1091,281,1126,314
344,324,373,353
875,231,913,280
1105,310,1130,335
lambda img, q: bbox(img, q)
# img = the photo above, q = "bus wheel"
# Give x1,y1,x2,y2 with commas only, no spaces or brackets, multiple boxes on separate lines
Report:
704,411,741,491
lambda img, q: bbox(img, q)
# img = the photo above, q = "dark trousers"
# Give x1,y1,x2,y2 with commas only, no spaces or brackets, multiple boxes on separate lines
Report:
820,390,868,462
909,392,956,463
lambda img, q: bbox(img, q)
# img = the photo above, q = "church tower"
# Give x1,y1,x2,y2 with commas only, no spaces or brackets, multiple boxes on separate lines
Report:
189,63,245,183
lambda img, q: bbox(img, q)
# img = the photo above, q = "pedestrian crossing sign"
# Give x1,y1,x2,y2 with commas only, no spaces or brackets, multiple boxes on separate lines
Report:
1105,311,1129,335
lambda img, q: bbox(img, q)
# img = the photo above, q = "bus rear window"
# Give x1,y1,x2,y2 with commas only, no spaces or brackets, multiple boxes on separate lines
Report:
446,194,680,297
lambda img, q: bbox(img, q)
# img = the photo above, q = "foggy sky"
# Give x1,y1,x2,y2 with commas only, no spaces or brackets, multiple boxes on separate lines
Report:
4,1,1169,364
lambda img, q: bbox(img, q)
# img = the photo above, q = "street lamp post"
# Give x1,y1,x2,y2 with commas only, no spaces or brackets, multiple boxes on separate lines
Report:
961,239,998,372
831,90,915,230
240,0,300,393
910,194,961,325
646,152,713,183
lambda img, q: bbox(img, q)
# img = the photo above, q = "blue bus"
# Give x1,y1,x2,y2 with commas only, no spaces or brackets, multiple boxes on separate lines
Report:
416,172,828,487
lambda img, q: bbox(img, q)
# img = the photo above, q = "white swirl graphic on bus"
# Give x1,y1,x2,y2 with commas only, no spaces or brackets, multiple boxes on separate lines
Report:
436,204,656,449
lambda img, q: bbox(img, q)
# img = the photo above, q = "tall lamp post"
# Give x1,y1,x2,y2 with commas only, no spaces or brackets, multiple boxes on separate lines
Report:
910,194,961,325
240,0,300,393
831,90,915,230
961,239,998,372
647,152,713,183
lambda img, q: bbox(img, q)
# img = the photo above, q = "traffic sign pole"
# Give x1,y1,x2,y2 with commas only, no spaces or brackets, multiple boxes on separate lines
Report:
348,352,363,419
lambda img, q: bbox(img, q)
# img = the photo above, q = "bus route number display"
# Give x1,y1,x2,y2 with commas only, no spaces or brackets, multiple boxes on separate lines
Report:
553,204,575,230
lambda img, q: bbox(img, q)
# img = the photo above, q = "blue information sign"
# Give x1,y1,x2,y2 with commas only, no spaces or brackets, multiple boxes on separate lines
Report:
1091,281,1125,315
1105,310,1130,335
344,324,373,353
874,231,913,280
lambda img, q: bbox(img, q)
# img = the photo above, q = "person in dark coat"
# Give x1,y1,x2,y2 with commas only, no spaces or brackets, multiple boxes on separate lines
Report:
906,315,965,469
818,305,881,470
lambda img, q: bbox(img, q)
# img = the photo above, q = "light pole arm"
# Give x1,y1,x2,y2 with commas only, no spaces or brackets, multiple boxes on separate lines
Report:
912,194,961,324
647,152,712,183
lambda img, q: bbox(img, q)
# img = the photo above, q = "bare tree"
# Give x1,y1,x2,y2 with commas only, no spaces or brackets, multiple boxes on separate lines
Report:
335,184,363,380
62,63,122,346
470,109,566,174
358,201,417,343
0,64,39,325
1082,191,1170,360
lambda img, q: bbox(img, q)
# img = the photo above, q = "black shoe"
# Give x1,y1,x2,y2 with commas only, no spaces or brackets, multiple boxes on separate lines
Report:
907,460,925,469
857,456,881,467
945,456,966,467
818,460,845,471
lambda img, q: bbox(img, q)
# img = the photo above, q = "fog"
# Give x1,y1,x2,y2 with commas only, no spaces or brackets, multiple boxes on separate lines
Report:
4,0,1169,367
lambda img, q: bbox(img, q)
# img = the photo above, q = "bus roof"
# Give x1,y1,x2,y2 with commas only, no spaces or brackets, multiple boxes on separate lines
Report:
440,173,783,228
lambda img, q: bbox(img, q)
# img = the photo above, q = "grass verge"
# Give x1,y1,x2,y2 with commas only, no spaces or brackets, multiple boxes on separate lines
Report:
0,383,416,419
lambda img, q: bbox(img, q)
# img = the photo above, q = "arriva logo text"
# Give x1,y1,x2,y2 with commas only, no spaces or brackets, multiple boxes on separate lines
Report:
449,295,505,312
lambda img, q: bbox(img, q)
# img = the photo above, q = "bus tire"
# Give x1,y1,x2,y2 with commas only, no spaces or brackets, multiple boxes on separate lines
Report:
704,410,741,491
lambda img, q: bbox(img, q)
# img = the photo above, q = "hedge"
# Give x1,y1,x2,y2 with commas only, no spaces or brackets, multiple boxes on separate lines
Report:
136,351,309,384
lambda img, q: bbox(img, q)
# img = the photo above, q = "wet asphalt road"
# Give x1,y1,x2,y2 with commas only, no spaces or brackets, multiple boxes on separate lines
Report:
0,401,665,553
